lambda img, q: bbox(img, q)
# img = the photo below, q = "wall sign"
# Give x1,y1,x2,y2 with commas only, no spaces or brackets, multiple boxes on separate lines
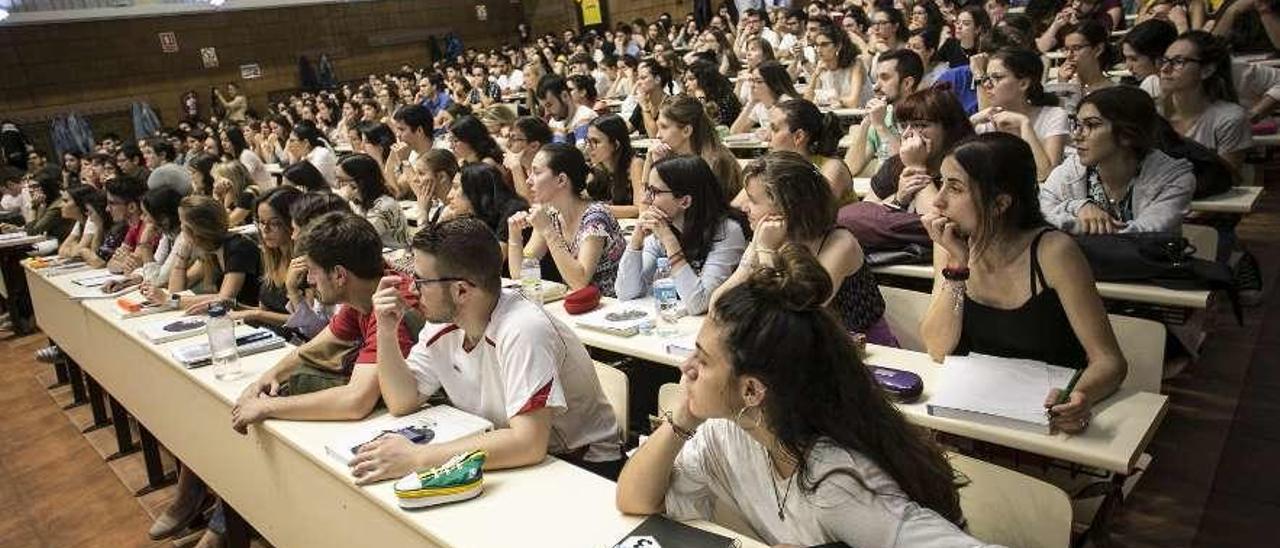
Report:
475,4,487,21
200,47,219,68
159,32,179,53
240,64,262,79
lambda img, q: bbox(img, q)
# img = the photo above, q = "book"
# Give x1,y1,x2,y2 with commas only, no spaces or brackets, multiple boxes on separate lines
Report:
324,405,494,465
137,316,209,344
926,354,1082,435
115,296,176,319
71,271,118,288
573,306,655,338
613,515,736,548
170,327,287,369
665,334,696,358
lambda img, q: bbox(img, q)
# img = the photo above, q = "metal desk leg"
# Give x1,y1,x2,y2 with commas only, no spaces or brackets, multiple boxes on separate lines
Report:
63,361,87,409
46,338,69,389
134,426,176,496
82,376,112,432
104,397,138,461
1073,472,1127,548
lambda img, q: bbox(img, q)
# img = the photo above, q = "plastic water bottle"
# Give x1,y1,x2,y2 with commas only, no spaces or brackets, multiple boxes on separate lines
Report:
653,257,681,337
520,252,543,304
207,301,242,381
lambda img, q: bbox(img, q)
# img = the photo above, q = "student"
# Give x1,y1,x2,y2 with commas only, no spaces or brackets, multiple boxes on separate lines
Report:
101,188,184,293
2,168,72,242
103,176,155,275
502,116,554,201
231,186,305,330
281,160,329,192
449,115,506,168
353,217,622,482
730,60,800,134
1042,87,1196,235
1157,31,1253,174
616,245,983,547
144,139,194,195
210,160,257,226
1123,19,1180,98
767,99,855,204
144,195,262,312
221,126,272,187
186,153,217,196
615,156,748,315
625,59,673,137
971,48,1069,180
861,87,974,215
921,132,1128,433
735,35,777,104
684,58,742,127
645,95,743,209
507,143,625,295
408,149,459,227
727,151,892,345
285,122,338,187
0,166,29,224
802,21,868,108
566,74,600,112
232,211,416,432
584,114,645,218
537,73,598,143
56,186,110,268
908,27,949,87
357,121,403,196
939,4,991,66
846,49,924,178
1053,19,1119,114
445,162,529,258
115,144,151,185
281,193,355,340
338,153,410,250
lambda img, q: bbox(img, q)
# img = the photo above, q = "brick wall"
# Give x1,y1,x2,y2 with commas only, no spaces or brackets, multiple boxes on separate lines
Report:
0,0,524,130
607,0,691,30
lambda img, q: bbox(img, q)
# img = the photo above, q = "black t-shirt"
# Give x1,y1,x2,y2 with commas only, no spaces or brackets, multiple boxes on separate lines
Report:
629,103,648,136
937,39,974,68
214,233,263,306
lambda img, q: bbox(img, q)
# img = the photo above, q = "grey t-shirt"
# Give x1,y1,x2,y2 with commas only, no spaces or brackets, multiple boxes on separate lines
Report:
146,162,193,196
1182,100,1253,155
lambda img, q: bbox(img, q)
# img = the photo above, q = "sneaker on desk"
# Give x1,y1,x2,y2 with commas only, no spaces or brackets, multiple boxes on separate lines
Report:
394,450,487,509
34,345,64,364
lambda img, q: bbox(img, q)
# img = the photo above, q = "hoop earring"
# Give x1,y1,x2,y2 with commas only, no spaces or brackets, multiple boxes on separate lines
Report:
734,405,764,430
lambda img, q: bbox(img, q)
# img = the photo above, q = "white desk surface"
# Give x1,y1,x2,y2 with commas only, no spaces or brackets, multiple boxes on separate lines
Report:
871,263,1211,309
31,270,765,548
0,234,48,248
1253,133,1280,147
1190,185,1263,213
546,296,1166,474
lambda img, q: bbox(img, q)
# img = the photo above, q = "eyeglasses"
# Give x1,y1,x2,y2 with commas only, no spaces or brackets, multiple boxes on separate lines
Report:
644,184,676,199
974,72,1008,87
1068,116,1107,136
1157,56,1202,70
895,119,937,133
411,276,469,292
256,218,289,233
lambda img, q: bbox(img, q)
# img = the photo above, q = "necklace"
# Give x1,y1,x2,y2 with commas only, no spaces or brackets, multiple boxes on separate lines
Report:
762,444,796,521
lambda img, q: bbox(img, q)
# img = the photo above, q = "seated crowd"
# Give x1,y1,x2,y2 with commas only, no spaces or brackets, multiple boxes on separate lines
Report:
6,0,1274,545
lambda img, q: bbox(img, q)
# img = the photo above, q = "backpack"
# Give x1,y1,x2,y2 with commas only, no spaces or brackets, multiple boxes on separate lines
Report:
1075,233,1241,323
1153,118,1235,199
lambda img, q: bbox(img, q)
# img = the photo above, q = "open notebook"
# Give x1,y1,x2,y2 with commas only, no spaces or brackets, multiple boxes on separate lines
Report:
927,354,1081,435
324,405,494,465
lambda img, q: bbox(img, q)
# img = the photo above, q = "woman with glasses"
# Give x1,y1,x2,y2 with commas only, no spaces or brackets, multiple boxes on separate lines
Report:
1156,31,1253,174
971,48,1069,180
502,116,553,202
230,186,305,331
507,143,626,295
1055,20,1118,109
864,87,976,213
584,114,645,218
1042,86,1196,235
730,60,799,134
939,5,991,67
766,99,854,204
725,150,892,345
921,132,1127,433
338,153,410,250
803,22,868,109
615,155,748,315
868,6,909,53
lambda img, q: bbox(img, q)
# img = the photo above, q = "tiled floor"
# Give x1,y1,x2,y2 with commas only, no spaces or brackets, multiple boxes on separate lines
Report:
0,178,1275,547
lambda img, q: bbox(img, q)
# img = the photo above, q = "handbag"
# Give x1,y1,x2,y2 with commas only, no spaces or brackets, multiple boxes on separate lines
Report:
1075,233,1240,323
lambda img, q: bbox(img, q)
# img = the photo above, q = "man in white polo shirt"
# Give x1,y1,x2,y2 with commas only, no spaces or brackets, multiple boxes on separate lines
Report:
352,217,622,484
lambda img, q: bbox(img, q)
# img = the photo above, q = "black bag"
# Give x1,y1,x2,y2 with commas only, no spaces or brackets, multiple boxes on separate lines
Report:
1075,233,1241,323
1154,118,1235,199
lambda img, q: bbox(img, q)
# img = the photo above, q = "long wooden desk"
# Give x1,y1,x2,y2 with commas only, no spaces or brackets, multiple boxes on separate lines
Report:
27,265,764,548
545,296,1168,476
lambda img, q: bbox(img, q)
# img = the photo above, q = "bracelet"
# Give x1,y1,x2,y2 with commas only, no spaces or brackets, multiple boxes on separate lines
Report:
941,266,970,281
663,410,696,441
942,278,966,315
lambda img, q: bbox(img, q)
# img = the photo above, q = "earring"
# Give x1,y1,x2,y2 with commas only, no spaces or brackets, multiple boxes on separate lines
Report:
734,405,764,429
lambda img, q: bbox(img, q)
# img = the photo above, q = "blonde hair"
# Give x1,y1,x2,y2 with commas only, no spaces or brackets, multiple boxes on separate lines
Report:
178,195,228,252
211,160,254,198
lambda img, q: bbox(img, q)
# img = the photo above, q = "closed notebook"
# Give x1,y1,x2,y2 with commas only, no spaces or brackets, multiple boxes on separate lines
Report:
666,334,696,358
926,354,1080,435
574,306,655,338
324,405,494,465
170,327,286,368
613,515,736,548
137,316,208,344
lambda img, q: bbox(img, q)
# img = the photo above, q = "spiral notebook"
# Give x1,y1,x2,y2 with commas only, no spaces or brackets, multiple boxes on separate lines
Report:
170,327,287,369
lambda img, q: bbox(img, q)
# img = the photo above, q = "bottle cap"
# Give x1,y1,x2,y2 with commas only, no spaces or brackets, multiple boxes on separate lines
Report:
207,300,227,317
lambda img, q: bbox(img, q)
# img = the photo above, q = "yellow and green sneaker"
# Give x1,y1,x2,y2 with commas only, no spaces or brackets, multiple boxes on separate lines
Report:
393,449,486,509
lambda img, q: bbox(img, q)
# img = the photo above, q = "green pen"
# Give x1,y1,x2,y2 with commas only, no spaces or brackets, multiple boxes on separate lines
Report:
1047,369,1084,415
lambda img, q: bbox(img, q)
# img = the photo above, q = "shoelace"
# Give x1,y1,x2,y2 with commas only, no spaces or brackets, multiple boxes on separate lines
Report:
420,452,471,480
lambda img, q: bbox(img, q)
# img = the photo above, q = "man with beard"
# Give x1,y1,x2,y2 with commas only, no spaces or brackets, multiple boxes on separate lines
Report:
844,49,923,177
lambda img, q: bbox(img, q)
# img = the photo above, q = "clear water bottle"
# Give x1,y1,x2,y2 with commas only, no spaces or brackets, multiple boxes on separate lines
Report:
653,257,681,337
207,301,242,381
520,252,543,304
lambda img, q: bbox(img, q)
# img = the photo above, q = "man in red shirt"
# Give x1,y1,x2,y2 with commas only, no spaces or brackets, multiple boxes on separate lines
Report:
231,211,416,433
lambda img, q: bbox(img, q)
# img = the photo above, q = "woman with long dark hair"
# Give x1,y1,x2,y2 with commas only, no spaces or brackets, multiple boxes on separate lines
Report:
616,155,748,315
338,153,409,249
449,115,507,169
618,245,976,546
57,185,111,267
645,95,743,208
1157,31,1252,174
1055,19,1118,110
445,162,529,257
221,126,272,187
922,132,1127,432
584,114,644,218
684,58,742,127
803,20,868,108
230,186,305,330
971,47,1069,179
730,60,799,134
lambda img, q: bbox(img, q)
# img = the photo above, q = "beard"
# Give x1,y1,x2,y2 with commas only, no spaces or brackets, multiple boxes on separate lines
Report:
421,296,458,325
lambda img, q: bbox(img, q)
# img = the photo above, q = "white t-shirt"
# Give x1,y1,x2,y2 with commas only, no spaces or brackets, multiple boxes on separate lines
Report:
975,105,1070,143
666,419,991,547
1184,100,1254,155
405,289,621,462
239,149,273,188
306,146,339,188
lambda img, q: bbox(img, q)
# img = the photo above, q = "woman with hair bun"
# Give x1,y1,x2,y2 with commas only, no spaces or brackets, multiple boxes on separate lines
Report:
971,48,1069,179
507,143,625,295
618,244,984,547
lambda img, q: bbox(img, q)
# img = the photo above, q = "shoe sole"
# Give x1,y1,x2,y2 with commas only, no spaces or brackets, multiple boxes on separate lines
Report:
395,481,483,509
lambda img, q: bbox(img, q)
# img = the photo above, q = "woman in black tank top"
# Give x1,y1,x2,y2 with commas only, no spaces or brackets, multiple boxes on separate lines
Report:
919,133,1128,434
